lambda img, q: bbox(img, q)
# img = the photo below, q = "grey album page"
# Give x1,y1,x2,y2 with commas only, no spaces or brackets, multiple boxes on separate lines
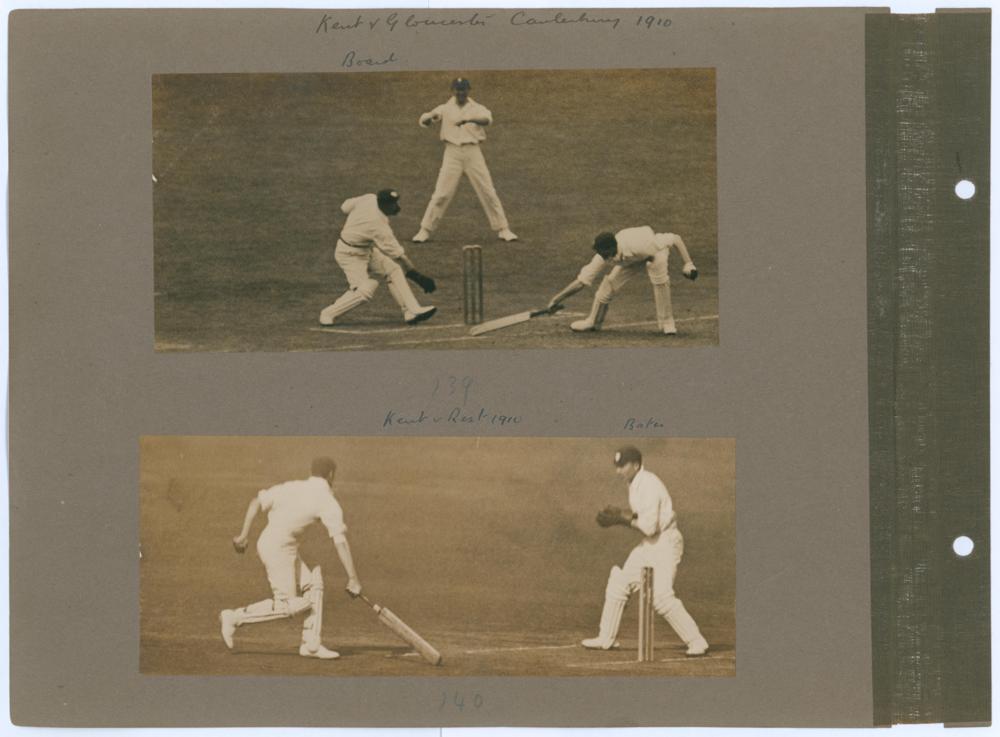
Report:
9,7,872,727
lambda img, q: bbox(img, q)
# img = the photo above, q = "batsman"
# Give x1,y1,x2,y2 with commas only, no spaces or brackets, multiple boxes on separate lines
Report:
583,446,709,657
548,226,699,335
219,457,363,660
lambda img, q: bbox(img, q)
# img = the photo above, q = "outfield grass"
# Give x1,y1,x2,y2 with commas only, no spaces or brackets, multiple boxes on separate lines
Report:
140,436,735,675
153,69,718,351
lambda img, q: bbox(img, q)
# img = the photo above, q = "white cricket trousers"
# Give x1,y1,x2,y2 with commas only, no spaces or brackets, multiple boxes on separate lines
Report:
420,142,509,232
596,526,704,647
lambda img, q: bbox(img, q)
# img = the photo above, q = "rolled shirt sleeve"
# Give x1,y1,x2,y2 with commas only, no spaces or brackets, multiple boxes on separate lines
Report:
319,496,348,543
472,102,493,125
256,485,277,512
372,223,406,260
420,104,445,126
576,254,607,286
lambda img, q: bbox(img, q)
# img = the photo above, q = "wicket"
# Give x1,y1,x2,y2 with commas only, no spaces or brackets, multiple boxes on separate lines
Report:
462,245,484,325
638,566,654,662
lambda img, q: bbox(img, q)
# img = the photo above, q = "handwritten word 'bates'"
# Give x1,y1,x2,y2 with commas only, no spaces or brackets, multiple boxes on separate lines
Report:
383,408,521,428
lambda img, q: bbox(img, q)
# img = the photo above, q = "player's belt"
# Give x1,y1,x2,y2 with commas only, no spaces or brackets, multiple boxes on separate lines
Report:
337,235,369,249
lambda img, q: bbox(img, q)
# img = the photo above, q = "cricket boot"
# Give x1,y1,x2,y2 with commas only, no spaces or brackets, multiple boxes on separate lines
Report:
319,279,377,326
656,594,709,656
386,272,437,325
571,302,609,332
299,644,340,659
581,594,626,650
582,567,628,649
219,609,238,649
571,277,613,332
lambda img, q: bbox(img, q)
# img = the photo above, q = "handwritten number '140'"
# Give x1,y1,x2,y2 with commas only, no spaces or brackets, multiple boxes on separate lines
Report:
440,692,484,711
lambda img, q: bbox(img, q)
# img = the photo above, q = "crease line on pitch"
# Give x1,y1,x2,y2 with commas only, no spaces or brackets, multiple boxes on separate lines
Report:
337,334,484,350
566,653,722,667
463,644,580,654
307,312,588,336
309,322,467,335
608,313,719,329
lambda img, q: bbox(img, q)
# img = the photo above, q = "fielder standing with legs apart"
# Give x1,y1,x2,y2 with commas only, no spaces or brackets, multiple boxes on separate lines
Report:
548,227,698,335
219,457,362,660
319,189,437,326
412,77,518,243
584,446,709,657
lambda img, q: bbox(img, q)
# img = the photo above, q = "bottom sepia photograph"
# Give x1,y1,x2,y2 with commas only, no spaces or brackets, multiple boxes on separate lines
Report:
140,436,736,677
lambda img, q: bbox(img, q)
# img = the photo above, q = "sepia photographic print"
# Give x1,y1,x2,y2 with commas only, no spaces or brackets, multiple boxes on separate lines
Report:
153,69,719,351
140,436,736,676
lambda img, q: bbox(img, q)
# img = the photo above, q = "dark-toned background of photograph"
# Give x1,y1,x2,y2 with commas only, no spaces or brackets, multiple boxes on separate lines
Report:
153,69,718,351
140,436,736,676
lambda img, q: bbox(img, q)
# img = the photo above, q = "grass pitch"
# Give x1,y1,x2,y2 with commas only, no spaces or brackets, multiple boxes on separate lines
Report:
153,69,718,351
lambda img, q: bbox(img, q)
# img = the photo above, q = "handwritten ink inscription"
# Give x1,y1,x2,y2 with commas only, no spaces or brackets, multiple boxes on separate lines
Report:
342,50,399,68
315,11,672,36
383,408,521,428
440,691,484,712
624,417,665,431
510,10,622,30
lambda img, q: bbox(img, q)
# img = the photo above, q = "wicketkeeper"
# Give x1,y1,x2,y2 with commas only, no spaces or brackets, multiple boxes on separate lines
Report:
584,446,709,656
219,457,363,660
319,189,438,326
548,226,698,335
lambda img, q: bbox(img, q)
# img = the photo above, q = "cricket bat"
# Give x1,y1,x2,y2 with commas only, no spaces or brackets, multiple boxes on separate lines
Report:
357,593,443,665
469,304,563,336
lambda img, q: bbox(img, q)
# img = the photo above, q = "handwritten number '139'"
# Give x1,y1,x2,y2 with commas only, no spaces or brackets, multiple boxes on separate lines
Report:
431,376,474,405
440,692,484,711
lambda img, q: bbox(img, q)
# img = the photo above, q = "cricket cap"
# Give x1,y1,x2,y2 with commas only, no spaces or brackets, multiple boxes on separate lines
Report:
613,446,643,467
377,188,401,215
451,77,472,90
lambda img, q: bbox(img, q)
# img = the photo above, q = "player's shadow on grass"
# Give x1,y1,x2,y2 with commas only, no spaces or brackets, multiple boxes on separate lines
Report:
232,644,414,658
337,644,414,656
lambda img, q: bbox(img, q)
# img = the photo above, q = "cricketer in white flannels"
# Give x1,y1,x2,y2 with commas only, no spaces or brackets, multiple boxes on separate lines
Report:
219,457,363,660
584,446,709,656
319,189,438,326
548,226,699,334
412,77,518,243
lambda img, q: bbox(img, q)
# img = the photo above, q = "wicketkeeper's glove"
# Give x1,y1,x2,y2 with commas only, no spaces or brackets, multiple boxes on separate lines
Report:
683,262,699,281
596,506,634,528
406,269,437,294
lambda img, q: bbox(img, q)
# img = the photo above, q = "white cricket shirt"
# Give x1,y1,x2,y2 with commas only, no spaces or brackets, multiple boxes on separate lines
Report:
429,97,492,145
338,193,406,259
257,475,348,544
628,467,678,538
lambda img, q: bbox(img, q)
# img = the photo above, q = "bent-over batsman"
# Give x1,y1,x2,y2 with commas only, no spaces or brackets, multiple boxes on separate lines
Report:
584,446,709,657
548,226,698,334
219,456,363,660
319,189,437,326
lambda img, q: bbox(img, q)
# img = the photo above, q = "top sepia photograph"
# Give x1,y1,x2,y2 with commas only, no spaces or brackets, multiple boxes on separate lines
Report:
153,69,718,351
